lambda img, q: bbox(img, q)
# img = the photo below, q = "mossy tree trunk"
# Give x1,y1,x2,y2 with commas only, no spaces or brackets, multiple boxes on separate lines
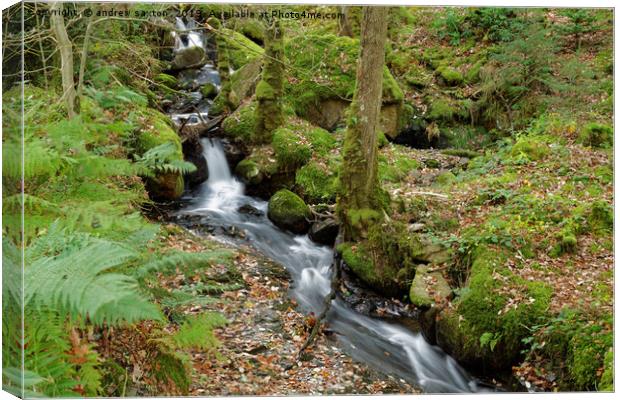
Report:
50,1,77,118
254,18,284,143
211,18,231,106
338,6,389,241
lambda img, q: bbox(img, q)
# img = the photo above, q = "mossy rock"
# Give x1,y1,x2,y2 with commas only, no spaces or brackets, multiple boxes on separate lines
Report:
234,159,262,185
267,189,311,234
155,73,178,89
510,137,550,161
272,127,312,169
436,66,464,86
226,57,262,109
284,34,403,118
409,265,452,308
200,83,218,99
436,246,552,372
132,108,185,201
465,59,485,84
146,172,185,201
577,123,613,148
435,171,457,186
221,101,257,143
231,18,265,45
217,28,264,70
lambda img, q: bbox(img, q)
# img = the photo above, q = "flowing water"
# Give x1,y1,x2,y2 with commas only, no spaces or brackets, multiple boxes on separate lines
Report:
169,20,486,394
177,139,484,393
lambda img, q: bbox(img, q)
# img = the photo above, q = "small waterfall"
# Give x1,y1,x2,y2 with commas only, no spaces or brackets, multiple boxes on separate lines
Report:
180,140,484,393
202,138,232,182
174,17,204,51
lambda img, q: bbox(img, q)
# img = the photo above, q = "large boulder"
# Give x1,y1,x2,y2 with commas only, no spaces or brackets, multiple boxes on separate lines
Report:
267,189,311,234
308,219,339,246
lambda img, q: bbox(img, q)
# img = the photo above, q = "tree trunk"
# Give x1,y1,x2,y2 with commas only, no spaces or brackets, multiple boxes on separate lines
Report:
254,18,284,143
338,6,354,37
338,6,389,240
77,5,97,100
50,2,77,118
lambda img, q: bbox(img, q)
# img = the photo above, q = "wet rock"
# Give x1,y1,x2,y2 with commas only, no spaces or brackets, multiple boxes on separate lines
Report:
237,204,264,216
222,225,245,238
234,159,262,185
182,137,208,186
308,219,339,246
220,138,245,169
267,189,311,234
145,172,184,201
172,45,206,70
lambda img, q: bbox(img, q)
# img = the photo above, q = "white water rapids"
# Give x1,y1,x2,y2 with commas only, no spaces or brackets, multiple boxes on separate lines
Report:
178,138,485,393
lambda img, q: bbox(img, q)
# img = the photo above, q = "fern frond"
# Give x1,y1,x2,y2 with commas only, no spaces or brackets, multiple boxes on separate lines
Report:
3,138,64,181
3,194,60,215
134,142,196,176
25,236,162,326
172,312,227,351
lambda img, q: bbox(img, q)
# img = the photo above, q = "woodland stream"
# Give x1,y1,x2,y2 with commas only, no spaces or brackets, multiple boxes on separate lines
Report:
167,18,490,394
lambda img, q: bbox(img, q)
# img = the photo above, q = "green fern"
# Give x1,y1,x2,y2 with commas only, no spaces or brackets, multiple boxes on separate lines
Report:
24,233,163,326
172,312,227,351
134,142,196,177
2,137,64,182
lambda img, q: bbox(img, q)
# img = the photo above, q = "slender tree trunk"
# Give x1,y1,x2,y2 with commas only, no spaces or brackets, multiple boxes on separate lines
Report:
254,18,284,143
77,6,97,99
50,2,76,118
338,6,389,240
338,6,353,37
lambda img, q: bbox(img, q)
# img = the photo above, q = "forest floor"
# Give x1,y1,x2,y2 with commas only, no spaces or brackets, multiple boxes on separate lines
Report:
149,226,417,395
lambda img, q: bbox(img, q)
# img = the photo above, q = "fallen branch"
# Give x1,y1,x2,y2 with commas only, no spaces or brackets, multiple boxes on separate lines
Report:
409,191,449,199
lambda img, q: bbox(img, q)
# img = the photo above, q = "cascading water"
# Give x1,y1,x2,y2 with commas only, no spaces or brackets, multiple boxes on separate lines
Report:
178,138,485,393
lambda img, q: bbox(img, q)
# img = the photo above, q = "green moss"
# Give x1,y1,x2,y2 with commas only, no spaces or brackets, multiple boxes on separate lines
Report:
455,247,552,365
271,127,312,169
132,108,182,157
338,242,378,286
284,34,403,115
307,128,337,156
255,80,276,100
378,150,420,183
295,161,338,204
200,83,218,99
588,200,613,233
267,189,311,233
465,59,485,84
599,348,614,391
436,171,457,186
428,99,457,121
510,137,550,161
437,66,464,86
154,73,178,89
441,149,480,158
577,123,613,148
217,28,264,69
569,321,613,390
221,102,257,142
377,130,389,148
234,159,262,184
